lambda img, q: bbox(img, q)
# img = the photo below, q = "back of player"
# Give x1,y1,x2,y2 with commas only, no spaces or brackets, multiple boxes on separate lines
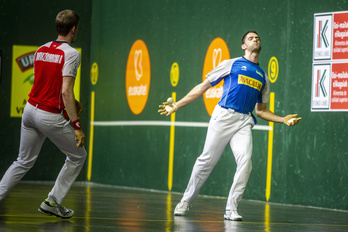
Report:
29,41,79,113
0,9,87,219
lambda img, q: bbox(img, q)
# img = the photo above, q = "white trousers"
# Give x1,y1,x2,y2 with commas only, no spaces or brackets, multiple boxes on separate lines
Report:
0,103,87,204
181,105,254,211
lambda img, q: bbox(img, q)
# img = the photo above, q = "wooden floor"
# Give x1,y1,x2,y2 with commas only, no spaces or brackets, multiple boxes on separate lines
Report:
0,182,347,232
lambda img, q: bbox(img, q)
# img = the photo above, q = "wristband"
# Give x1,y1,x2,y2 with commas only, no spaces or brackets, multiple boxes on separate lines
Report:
72,119,81,130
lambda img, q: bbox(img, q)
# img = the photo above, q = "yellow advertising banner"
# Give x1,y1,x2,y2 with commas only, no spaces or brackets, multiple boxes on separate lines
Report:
10,45,82,117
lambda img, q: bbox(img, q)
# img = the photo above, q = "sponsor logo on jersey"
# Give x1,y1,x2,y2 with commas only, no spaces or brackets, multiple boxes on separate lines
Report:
256,70,264,78
73,62,78,73
241,66,247,71
238,75,262,91
36,52,63,64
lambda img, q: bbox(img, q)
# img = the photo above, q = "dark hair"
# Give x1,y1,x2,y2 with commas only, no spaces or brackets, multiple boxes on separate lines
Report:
56,10,80,36
241,31,260,44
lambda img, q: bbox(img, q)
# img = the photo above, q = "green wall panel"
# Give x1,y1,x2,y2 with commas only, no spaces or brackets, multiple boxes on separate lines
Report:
88,0,348,211
1,0,347,211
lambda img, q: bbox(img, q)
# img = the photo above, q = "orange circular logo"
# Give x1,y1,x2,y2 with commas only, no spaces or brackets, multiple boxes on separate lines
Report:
202,38,230,116
126,40,151,115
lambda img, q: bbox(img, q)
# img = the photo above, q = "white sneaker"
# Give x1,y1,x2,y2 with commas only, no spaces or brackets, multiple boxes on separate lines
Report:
38,200,74,219
224,210,242,221
174,201,190,216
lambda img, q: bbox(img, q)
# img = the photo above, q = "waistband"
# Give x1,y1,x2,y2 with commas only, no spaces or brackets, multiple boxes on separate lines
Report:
219,105,257,124
219,105,250,115
28,98,63,114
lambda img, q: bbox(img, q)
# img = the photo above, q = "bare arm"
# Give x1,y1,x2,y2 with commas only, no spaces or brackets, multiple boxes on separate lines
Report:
255,103,284,123
176,79,212,109
158,79,212,116
62,76,85,147
255,103,301,126
62,76,78,121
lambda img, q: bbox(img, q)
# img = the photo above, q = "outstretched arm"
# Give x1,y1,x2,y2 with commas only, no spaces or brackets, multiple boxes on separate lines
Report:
159,79,212,116
176,79,212,109
255,103,301,126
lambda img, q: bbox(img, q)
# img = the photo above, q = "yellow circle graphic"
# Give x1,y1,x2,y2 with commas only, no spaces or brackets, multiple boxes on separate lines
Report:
90,62,99,85
126,40,151,115
170,62,179,87
202,38,230,116
268,57,279,83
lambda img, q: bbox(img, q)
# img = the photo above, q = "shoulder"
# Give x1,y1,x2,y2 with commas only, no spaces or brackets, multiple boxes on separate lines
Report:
42,41,53,47
218,57,242,68
225,57,242,64
256,64,267,79
59,44,80,63
61,44,79,56
36,41,52,53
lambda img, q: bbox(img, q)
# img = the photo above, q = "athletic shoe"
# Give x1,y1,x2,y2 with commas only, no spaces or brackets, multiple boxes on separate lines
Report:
174,201,190,216
224,210,243,221
38,200,74,219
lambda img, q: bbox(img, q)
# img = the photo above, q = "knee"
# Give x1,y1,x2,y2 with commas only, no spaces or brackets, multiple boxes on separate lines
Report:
77,148,87,163
68,148,87,164
196,156,214,171
15,157,36,170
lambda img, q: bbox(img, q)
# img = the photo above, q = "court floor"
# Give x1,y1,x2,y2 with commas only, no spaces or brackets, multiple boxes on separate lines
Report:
0,182,347,232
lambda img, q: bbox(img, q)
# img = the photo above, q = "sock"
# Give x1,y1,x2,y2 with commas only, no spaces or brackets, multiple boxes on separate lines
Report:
46,196,57,206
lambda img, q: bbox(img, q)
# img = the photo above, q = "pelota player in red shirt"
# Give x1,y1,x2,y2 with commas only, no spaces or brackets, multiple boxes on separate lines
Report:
0,10,86,219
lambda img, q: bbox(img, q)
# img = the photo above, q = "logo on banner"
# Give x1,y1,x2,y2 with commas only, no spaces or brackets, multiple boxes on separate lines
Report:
332,12,348,60
316,69,327,97
317,20,330,48
313,15,332,60
134,50,143,81
16,52,35,73
311,64,330,109
331,63,348,109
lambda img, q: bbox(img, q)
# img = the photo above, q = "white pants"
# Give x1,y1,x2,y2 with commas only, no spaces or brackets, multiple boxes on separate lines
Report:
181,105,254,211
0,103,87,204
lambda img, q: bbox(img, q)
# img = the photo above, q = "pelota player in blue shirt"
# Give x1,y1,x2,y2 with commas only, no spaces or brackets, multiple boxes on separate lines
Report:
159,31,301,221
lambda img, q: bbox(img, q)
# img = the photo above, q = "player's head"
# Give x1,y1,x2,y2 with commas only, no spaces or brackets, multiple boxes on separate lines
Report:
241,31,261,53
56,10,80,37
241,31,260,44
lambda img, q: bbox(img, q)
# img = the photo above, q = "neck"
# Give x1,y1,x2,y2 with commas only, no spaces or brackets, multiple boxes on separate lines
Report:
244,51,259,64
56,35,72,44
